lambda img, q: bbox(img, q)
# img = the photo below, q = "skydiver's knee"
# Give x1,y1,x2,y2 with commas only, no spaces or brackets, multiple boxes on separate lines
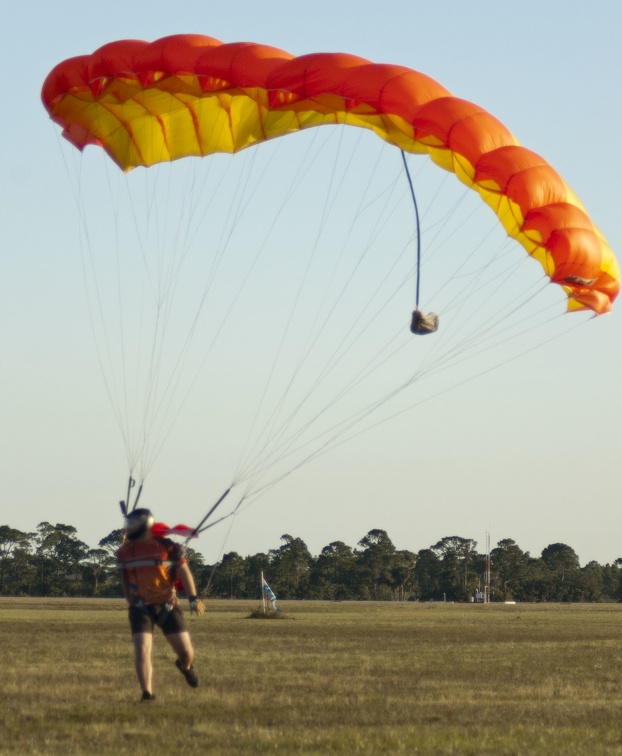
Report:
166,631,193,664
178,649,193,668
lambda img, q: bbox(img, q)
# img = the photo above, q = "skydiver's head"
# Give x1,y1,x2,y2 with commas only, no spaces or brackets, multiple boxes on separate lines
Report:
124,508,154,540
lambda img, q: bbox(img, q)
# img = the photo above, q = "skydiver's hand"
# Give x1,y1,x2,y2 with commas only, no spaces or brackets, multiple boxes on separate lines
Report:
189,596,205,616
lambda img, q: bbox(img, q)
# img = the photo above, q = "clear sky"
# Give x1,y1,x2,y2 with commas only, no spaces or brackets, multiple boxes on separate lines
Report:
2,1,621,567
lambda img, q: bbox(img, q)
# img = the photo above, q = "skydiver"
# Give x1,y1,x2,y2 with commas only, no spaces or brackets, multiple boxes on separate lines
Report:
117,508,205,701
410,309,439,335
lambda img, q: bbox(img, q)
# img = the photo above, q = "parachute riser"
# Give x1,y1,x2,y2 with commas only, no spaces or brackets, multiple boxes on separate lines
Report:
183,487,233,547
119,476,144,527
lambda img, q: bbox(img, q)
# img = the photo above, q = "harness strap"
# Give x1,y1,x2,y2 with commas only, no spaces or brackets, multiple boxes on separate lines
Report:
119,559,176,568
132,598,176,627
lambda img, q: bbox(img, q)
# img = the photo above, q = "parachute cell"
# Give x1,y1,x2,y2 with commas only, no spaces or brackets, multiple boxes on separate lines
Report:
41,34,619,315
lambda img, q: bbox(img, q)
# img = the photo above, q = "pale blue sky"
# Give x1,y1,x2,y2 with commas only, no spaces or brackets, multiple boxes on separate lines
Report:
2,1,621,566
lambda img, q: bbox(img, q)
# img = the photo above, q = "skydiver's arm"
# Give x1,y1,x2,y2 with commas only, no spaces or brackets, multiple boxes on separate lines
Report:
177,562,205,615
119,569,132,605
177,561,198,597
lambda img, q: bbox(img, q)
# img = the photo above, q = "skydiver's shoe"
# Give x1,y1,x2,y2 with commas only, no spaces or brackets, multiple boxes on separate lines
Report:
141,691,156,702
175,658,199,688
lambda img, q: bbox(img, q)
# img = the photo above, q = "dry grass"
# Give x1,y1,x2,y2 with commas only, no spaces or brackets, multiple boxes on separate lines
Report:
2,599,622,754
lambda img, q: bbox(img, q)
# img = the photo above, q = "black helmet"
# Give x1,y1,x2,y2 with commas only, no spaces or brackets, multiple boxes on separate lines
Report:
124,508,154,540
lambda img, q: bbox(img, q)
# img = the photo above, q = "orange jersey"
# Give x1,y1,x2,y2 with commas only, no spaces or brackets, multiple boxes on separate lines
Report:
117,537,186,605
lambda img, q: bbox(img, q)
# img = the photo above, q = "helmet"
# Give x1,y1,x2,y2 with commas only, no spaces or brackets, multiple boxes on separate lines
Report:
124,508,155,540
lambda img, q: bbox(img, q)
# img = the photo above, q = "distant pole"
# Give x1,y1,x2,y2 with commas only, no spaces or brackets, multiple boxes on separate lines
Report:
485,532,491,603
261,571,266,614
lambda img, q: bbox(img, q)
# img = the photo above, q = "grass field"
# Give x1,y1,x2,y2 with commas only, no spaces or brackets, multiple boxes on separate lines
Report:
2,598,622,754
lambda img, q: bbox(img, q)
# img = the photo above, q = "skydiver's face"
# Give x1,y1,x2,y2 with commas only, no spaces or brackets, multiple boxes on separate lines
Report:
126,523,153,541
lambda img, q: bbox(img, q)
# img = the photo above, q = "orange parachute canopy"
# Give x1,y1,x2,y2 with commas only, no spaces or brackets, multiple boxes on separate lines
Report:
41,34,619,315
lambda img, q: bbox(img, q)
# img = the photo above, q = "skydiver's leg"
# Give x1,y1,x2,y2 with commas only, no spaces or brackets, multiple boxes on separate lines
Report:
161,606,198,686
167,629,199,687
161,606,194,670
132,632,154,695
166,630,194,670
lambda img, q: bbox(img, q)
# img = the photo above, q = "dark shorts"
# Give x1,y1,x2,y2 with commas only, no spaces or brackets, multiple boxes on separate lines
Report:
129,602,187,636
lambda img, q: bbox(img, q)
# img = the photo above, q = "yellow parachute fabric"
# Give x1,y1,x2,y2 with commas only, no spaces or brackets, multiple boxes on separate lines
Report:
42,34,619,315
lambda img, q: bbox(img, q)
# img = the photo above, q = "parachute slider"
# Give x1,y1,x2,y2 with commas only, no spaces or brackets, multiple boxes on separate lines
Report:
410,309,439,335
564,275,597,286
151,522,198,539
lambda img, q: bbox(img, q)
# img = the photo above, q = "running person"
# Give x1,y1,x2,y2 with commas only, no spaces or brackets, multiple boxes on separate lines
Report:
117,508,205,701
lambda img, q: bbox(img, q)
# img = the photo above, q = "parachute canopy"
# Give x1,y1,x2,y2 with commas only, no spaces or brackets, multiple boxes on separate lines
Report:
42,34,619,315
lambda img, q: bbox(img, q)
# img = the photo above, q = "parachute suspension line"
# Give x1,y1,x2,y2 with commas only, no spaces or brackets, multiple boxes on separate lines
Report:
110,160,201,476
230,128,356,485
152,137,318,490
234,259,561,505
235,292,411,493
54,130,142,472
109,136,320,486
236,165,440,492
401,233,513,380
121,163,214,478
113,150,264,480
233,128,362,485
127,145,254,524
135,165,196,477
410,178,562,375
236,308,573,512
200,150,564,526
422,284,557,381
234,136,413,492
388,238,534,392
233,142,427,497
100,165,157,475
272,313,574,482
413,231,550,379
81,158,143,468
218,155,577,520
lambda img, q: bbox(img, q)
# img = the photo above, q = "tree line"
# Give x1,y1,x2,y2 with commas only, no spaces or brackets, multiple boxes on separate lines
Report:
1,522,620,603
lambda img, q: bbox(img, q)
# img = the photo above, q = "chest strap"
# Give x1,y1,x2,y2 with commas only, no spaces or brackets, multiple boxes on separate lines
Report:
119,559,176,568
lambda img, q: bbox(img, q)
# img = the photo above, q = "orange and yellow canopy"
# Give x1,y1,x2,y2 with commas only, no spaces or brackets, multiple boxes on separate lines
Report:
42,34,619,315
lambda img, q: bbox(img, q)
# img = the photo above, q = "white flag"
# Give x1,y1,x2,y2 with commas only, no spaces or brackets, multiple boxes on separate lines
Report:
262,577,278,611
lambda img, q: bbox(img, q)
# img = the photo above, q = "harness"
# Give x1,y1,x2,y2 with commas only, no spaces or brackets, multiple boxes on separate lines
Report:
132,597,176,628
122,559,176,569
119,537,183,626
